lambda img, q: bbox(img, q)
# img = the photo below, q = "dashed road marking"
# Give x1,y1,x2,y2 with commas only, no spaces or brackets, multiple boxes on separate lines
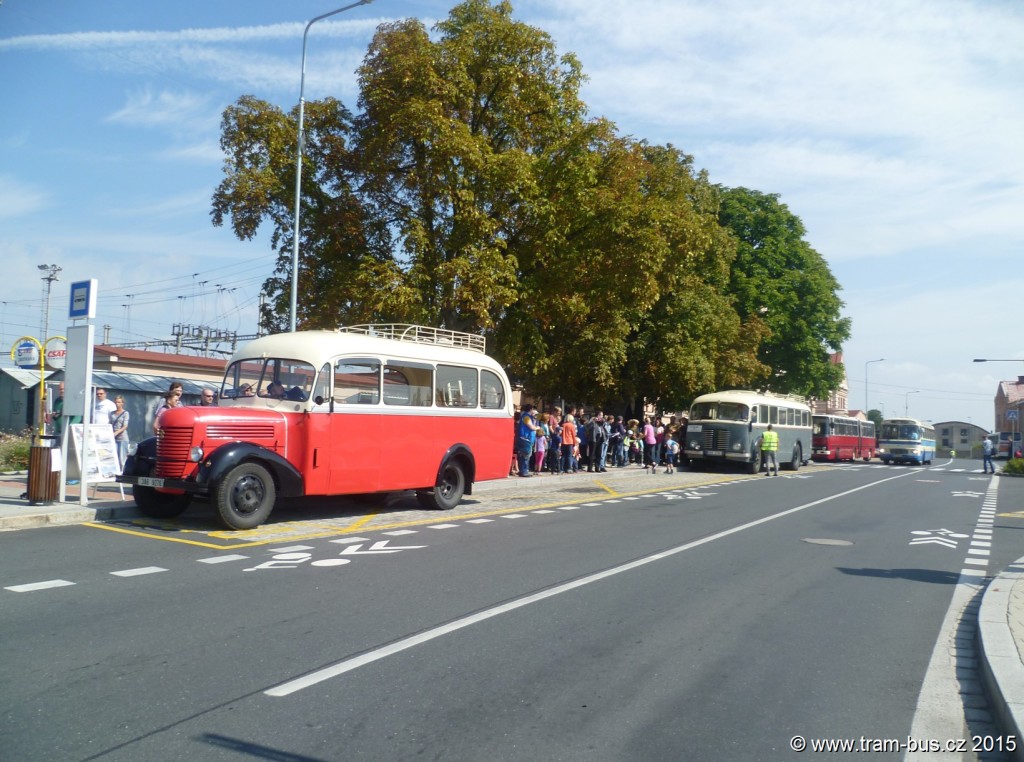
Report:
5,579,75,593
110,567,168,577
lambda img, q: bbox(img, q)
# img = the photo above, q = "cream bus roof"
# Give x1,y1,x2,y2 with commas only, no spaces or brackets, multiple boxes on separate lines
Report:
691,389,810,409
228,328,506,374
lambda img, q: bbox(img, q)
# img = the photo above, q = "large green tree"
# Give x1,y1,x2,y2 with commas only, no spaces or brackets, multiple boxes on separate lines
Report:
211,0,847,411
717,187,851,399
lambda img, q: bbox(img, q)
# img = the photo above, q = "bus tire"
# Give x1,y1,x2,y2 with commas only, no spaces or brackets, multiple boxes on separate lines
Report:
746,451,761,475
214,462,276,530
133,485,191,519
418,460,466,511
783,445,801,471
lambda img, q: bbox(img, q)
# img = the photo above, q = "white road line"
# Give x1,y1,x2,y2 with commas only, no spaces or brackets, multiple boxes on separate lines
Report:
196,554,250,564
428,524,460,529
5,579,75,593
329,537,371,545
465,519,494,523
265,470,916,698
110,567,167,577
500,514,527,519
269,545,315,553
383,530,418,536
907,475,997,760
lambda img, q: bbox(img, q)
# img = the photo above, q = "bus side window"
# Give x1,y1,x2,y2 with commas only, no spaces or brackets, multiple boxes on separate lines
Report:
384,362,432,406
770,406,778,425
336,360,381,404
481,369,505,409
436,365,478,408
312,363,332,409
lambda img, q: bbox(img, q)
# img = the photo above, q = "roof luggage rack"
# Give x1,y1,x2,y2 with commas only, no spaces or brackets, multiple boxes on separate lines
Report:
338,324,486,353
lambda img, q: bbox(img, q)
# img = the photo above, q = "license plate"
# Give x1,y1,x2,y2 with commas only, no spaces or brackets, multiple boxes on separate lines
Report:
138,476,164,488
705,450,723,457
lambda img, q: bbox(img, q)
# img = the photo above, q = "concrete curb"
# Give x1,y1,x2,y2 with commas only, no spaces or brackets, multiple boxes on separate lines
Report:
978,558,1024,760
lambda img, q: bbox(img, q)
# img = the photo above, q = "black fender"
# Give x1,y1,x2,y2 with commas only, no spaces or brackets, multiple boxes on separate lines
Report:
124,436,158,477
198,442,305,498
434,443,476,495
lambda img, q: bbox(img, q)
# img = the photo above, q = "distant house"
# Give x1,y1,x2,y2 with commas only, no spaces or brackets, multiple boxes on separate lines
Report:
995,375,1024,435
934,420,991,457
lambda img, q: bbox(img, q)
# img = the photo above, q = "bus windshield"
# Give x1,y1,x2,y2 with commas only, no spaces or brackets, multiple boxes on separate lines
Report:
881,423,922,440
690,401,749,422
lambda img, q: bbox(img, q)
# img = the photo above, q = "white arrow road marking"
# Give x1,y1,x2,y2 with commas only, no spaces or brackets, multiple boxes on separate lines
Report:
910,538,958,548
339,540,427,555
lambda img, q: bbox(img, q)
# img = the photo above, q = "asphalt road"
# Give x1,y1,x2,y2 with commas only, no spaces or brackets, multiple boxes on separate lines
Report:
2,461,1021,761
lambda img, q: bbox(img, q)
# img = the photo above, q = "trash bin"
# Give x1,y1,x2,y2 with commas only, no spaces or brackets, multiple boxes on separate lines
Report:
27,435,60,506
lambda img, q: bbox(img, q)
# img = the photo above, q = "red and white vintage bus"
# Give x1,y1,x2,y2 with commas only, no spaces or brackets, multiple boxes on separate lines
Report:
811,414,876,462
118,325,514,529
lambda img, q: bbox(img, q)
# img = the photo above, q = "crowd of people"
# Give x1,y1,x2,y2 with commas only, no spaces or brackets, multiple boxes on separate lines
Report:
514,405,688,477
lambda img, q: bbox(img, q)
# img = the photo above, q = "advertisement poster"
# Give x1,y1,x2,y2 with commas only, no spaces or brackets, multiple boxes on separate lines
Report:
69,424,121,483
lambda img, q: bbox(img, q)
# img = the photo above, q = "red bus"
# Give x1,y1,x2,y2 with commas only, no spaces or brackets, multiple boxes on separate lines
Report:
118,325,514,529
811,414,876,462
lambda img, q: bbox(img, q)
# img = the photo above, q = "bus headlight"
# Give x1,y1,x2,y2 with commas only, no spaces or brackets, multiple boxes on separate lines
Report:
189,447,204,462
732,442,743,451
689,440,700,450
128,442,138,456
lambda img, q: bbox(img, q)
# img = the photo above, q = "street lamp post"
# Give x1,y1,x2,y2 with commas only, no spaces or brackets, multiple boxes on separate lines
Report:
905,389,920,417
865,357,885,415
289,0,374,333
38,264,61,345
37,264,61,435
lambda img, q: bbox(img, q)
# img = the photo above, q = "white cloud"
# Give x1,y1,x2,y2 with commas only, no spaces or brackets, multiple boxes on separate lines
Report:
0,175,48,219
106,89,214,130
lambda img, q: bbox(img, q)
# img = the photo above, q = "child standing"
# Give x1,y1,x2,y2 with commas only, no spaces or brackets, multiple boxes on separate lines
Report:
664,436,680,474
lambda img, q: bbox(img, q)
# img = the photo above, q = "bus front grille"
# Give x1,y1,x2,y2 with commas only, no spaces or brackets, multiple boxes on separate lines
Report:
702,429,730,451
156,426,193,478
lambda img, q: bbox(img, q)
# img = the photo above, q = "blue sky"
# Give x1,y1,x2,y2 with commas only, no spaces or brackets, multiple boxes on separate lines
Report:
2,0,1022,429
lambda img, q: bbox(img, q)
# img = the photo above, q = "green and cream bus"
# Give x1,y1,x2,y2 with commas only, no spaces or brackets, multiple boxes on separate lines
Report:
684,390,812,474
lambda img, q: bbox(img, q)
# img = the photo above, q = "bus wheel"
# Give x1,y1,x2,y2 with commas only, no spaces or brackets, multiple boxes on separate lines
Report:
132,485,191,519
214,462,276,530
783,446,802,471
746,451,761,475
418,461,466,510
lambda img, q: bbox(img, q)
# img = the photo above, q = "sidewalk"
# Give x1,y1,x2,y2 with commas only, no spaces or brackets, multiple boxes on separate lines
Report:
0,471,138,530
979,556,1024,759
3,464,1024,750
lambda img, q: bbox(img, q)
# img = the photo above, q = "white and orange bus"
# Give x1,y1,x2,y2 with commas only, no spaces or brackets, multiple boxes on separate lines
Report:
118,325,514,529
811,414,876,462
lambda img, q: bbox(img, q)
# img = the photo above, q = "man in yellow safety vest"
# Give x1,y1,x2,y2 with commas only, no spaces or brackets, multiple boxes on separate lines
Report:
760,424,779,476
